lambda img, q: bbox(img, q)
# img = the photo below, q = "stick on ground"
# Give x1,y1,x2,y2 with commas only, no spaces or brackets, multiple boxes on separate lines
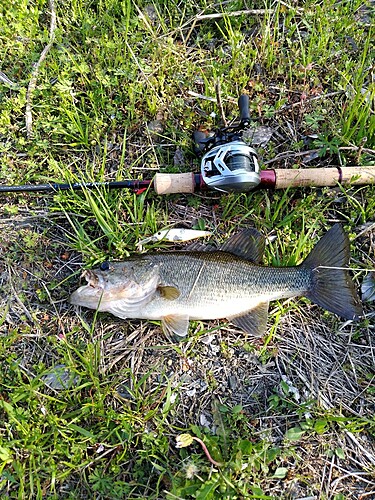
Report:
25,0,57,138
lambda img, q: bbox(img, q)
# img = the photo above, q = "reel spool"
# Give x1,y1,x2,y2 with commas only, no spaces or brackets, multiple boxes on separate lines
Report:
194,95,261,193
200,141,259,193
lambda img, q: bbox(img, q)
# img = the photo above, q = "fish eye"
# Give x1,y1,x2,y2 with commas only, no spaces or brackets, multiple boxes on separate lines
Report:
99,261,110,271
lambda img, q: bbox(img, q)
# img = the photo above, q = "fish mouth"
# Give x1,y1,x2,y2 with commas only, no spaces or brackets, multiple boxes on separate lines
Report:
82,269,101,287
70,261,162,312
69,270,104,307
69,268,154,308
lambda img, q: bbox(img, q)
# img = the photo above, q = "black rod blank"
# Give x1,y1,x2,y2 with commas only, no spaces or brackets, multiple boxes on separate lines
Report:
0,179,152,194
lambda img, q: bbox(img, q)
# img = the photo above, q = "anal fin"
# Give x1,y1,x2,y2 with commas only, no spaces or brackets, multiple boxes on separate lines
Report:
229,302,269,337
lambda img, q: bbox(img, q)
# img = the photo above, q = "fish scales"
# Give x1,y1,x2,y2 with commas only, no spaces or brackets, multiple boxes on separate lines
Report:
70,225,363,337
139,252,311,318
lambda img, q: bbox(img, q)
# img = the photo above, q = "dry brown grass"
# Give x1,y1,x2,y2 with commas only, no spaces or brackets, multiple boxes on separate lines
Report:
1,205,374,498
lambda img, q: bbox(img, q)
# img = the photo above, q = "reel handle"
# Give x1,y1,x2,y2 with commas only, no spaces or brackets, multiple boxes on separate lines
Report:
238,94,250,126
193,130,209,154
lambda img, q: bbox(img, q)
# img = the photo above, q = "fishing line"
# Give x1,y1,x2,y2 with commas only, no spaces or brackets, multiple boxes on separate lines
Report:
316,266,375,272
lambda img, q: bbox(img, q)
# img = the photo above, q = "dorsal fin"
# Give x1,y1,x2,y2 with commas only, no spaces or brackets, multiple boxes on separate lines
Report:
220,228,265,263
185,241,217,252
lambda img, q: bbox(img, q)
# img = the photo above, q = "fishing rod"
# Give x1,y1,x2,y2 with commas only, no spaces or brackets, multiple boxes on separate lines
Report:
2,167,374,195
1,95,374,196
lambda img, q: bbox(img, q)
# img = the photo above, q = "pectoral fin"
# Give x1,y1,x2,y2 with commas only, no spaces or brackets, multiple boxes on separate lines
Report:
158,285,181,300
162,314,190,338
229,302,269,336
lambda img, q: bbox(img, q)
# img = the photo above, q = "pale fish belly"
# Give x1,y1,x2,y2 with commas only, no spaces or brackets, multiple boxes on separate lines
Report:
121,296,260,321
123,285,304,321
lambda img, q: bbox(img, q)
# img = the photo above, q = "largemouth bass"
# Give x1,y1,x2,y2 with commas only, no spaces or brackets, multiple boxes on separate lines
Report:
70,224,363,337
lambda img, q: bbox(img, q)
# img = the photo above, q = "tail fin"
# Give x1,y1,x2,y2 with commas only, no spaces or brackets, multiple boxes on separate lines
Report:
301,224,363,319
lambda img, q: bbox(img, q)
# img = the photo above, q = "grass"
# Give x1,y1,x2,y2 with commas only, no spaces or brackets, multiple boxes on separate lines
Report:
0,0,374,498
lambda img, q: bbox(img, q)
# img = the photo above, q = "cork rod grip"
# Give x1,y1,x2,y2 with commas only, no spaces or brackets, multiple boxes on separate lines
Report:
153,172,196,194
274,166,375,189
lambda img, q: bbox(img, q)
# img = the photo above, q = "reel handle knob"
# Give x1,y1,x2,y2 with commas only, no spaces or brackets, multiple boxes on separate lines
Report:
193,130,208,154
238,94,250,126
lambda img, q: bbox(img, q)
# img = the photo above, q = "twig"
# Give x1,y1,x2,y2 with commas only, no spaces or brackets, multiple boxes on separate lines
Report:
339,146,375,155
171,6,276,44
167,1,303,42
192,437,223,467
355,137,368,163
359,490,375,499
354,222,375,239
278,0,304,12
275,91,344,113
25,0,57,138
125,40,160,99
196,9,273,21
263,146,375,165
263,148,321,164
330,470,375,488
0,71,19,89
291,364,375,467
344,431,375,466
82,446,119,469
7,265,35,324
215,79,227,127
326,454,335,497
187,90,218,102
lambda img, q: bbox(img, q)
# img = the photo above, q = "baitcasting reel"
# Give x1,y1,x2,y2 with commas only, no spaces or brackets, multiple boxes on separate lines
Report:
193,94,260,193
